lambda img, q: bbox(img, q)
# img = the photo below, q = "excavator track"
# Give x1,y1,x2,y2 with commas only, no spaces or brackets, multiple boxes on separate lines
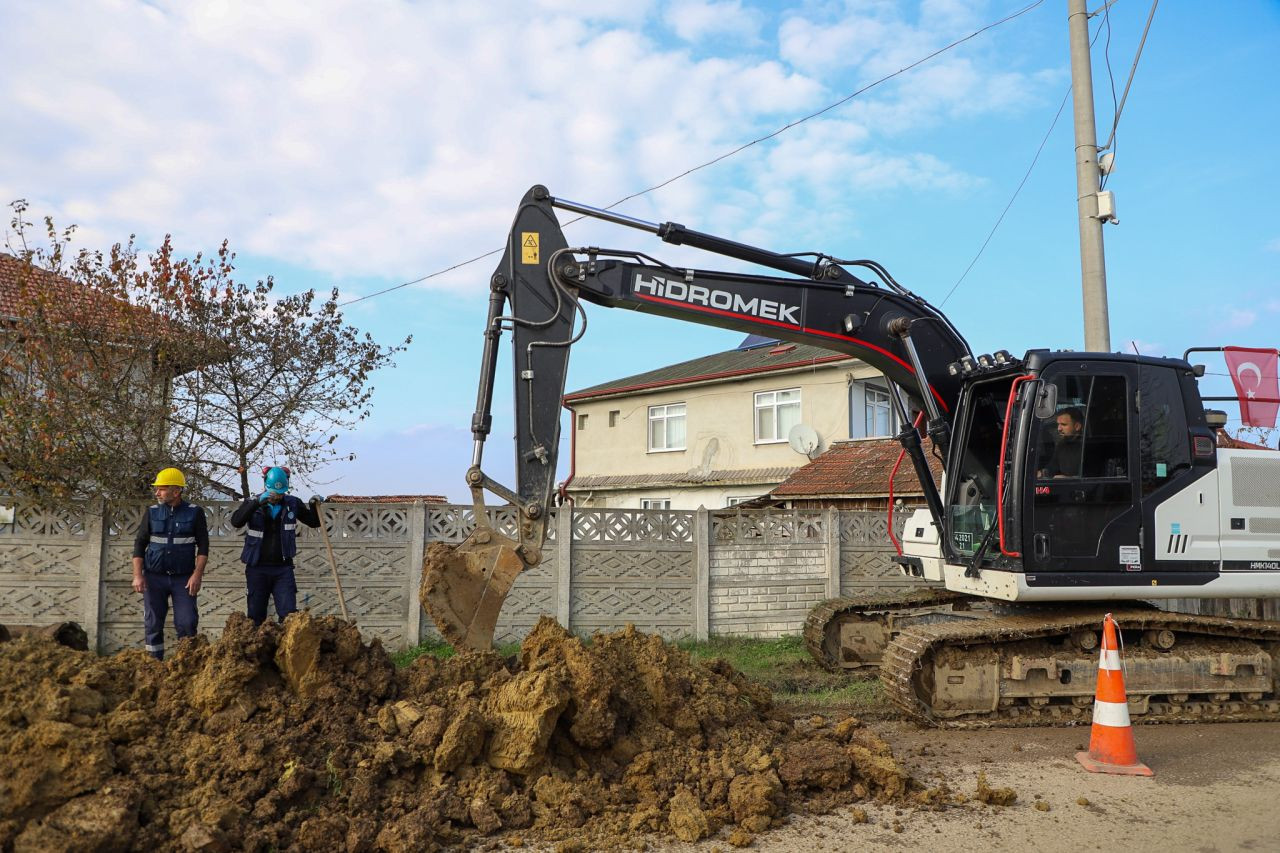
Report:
881,605,1280,728
803,587,986,672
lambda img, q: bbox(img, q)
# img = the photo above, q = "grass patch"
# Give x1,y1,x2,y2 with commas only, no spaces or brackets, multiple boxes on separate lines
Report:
391,638,521,668
678,634,891,715
676,635,811,679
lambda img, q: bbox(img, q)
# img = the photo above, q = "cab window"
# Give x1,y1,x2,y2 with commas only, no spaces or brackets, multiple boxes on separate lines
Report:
1035,374,1128,480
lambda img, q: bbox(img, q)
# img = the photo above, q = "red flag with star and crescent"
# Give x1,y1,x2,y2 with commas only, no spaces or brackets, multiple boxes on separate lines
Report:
1224,346,1280,428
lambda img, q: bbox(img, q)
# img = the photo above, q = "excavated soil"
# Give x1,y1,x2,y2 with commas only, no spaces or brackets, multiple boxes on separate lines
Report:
0,614,948,852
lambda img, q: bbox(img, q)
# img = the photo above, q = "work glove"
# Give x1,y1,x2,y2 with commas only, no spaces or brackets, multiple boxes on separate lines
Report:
308,494,325,506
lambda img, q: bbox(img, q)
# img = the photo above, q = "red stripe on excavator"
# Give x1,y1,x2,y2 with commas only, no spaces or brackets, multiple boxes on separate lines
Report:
633,293,950,414
998,374,1036,558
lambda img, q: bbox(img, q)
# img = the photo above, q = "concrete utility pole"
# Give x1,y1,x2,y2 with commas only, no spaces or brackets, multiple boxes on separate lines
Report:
1067,0,1111,352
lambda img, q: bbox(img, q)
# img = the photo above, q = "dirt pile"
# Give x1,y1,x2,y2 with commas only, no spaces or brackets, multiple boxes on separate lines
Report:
1,614,930,851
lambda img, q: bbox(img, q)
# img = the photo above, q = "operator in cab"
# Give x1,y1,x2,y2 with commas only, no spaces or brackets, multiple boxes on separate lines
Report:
1038,406,1084,478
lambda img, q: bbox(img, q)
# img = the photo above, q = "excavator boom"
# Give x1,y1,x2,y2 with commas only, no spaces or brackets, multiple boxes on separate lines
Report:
422,185,971,649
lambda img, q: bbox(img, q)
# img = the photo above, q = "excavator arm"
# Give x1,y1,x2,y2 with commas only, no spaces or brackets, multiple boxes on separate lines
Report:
422,184,973,649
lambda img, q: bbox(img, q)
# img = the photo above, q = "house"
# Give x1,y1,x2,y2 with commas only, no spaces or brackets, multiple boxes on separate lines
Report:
561,336,905,509
0,252,201,498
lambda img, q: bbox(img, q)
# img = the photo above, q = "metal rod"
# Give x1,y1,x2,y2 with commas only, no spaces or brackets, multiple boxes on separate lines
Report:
315,503,350,622
551,197,661,233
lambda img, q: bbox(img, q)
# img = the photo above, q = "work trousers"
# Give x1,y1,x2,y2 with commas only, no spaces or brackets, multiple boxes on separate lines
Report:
142,571,198,660
246,563,298,625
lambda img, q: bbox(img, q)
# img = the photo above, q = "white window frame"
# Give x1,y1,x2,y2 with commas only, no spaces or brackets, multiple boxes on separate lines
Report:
647,403,687,452
754,387,801,444
640,498,671,510
864,384,896,438
726,496,757,507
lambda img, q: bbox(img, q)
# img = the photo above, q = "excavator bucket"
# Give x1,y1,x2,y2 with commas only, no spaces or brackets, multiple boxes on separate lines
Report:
419,528,527,651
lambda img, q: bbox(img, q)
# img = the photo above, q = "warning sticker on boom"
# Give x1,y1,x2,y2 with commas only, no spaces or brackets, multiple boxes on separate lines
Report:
521,232,539,264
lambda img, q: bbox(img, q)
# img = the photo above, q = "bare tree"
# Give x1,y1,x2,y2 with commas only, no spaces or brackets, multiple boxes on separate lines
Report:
166,265,410,499
2,202,410,502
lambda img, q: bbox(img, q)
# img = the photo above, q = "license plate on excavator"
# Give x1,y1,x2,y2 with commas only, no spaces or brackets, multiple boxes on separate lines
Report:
419,528,526,651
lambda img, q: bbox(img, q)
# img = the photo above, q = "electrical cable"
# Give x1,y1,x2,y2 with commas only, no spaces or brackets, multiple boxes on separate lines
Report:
336,0,1048,308
940,14,1111,308
939,86,1070,308
1100,0,1160,155
1099,0,1119,191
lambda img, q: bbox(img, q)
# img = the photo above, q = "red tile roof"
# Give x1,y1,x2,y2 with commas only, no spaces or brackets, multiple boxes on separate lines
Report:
2,252,115,318
325,494,448,504
770,438,943,498
0,252,161,331
1217,429,1275,451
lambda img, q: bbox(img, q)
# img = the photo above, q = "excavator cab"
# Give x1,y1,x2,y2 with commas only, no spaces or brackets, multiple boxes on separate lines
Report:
928,351,1226,598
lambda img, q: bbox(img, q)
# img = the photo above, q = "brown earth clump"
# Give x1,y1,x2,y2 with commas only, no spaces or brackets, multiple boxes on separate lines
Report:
0,613,931,851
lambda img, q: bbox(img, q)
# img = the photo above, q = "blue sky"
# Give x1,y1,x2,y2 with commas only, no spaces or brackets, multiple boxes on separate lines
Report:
3,1,1277,500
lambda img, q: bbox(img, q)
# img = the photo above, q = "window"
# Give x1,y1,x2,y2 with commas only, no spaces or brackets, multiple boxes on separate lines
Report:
577,413,588,430
640,498,671,510
1035,374,1129,480
726,496,757,507
755,388,801,443
864,385,895,437
609,410,620,427
648,403,686,451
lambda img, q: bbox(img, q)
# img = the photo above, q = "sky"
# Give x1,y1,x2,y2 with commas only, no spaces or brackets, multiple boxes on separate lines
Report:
2,0,1278,501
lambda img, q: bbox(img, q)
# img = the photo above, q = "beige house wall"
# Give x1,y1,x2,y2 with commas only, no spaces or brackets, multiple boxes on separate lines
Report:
567,360,890,510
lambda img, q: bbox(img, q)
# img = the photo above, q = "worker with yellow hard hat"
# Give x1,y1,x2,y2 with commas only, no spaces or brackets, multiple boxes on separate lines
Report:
130,467,209,660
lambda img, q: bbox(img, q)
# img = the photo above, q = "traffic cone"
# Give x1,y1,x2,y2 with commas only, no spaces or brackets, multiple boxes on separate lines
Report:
1076,613,1153,776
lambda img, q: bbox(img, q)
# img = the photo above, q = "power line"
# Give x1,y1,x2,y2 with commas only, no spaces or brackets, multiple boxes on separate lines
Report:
942,13,1117,307
338,0,1047,308
940,86,1070,308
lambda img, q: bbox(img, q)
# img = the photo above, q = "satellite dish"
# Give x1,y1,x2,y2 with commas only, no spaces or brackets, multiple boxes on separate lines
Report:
787,424,821,457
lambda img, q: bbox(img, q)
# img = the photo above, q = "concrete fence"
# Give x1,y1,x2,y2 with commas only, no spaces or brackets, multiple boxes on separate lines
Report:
4,500,1249,656
0,501,919,654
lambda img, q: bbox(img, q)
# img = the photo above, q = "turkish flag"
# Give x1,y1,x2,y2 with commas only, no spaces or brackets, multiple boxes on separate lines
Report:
1224,346,1280,428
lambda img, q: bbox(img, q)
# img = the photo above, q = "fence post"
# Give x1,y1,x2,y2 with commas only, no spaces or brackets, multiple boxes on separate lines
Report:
824,507,841,599
80,500,107,653
406,501,427,646
694,508,710,640
556,505,573,629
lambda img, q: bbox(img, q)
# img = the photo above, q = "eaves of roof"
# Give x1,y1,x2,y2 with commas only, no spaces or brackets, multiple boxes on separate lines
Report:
565,343,854,403
566,466,799,490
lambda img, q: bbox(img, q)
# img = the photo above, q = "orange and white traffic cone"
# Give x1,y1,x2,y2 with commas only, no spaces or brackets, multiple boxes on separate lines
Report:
1076,613,1153,776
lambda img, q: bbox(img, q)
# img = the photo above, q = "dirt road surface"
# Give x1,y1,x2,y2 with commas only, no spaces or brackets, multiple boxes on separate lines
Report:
646,721,1280,852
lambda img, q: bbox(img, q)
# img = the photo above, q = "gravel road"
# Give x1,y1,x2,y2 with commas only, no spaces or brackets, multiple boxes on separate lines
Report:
651,720,1280,852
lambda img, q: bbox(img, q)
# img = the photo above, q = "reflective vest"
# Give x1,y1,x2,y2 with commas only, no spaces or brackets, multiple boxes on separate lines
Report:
144,501,200,575
239,495,304,568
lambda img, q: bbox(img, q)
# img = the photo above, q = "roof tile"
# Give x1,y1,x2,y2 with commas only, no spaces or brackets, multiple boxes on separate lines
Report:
770,438,943,498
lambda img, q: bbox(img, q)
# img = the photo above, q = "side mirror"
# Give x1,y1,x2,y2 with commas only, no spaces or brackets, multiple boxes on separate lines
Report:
1034,383,1059,419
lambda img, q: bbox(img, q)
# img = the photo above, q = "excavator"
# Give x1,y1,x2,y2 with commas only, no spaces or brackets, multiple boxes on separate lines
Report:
421,184,1280,727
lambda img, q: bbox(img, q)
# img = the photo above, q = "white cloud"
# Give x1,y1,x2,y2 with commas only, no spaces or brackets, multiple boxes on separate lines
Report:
664,1,764,44
1219,308,1258,331
1,0,1054,298
1265,237,1280,252
1123,339,1165,357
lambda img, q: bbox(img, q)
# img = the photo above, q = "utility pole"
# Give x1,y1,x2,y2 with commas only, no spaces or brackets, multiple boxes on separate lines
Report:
1067,0,1111,352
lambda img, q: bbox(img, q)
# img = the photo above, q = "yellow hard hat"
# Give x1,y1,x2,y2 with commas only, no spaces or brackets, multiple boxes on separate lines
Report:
151,467,186,488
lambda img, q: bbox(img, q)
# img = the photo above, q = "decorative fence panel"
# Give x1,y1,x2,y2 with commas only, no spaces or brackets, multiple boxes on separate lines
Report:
3,501,1260,654
571,509,697,640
